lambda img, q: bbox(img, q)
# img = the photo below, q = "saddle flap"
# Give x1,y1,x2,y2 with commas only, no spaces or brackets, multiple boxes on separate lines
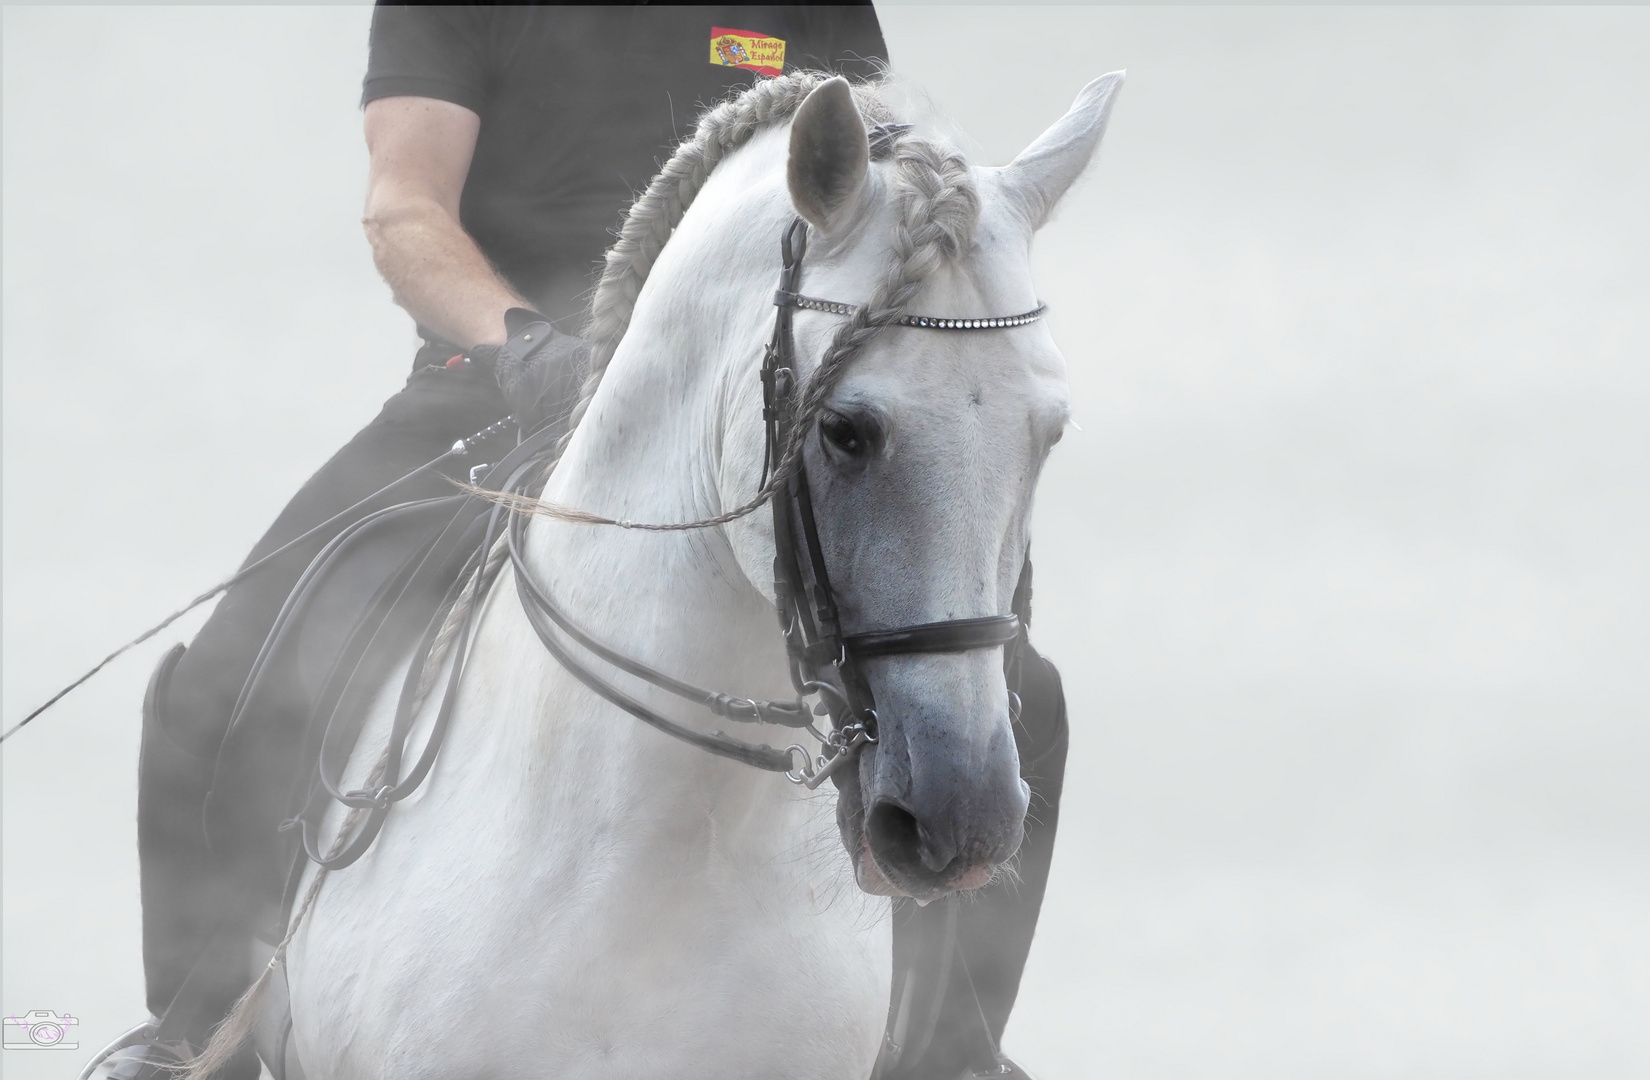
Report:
202,494,486,914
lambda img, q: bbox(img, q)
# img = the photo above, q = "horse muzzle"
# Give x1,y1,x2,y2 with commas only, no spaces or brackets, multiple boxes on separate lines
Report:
836,696,1029,902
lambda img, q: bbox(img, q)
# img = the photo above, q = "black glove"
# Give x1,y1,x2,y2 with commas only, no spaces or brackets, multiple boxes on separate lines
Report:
467,308,591,439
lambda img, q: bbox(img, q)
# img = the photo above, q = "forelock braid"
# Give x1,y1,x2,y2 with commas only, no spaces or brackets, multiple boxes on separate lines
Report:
760,135,980,504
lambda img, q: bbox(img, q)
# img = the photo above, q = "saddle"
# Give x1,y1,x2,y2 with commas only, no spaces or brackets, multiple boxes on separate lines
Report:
202,487,490,925
179,429,1066,1080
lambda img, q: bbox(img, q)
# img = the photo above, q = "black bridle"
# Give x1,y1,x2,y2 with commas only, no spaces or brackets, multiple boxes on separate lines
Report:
295,216,1047,872
510,216,1040,787
760,218,1035,785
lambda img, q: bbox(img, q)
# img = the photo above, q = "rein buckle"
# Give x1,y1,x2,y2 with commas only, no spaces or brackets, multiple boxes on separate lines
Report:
785,720,877,790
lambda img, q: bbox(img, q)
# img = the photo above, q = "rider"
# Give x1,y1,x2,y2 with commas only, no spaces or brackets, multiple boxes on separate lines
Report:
101,5,1064,1079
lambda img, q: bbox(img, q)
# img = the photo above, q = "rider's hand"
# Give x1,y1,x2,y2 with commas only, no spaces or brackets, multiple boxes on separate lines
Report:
468,308,591,438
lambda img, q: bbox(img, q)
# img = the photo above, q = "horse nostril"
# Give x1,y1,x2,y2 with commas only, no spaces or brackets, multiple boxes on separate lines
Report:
865,799,952,879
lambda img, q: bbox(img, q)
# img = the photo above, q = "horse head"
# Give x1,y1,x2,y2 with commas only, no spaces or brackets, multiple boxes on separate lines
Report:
727,74,1124,902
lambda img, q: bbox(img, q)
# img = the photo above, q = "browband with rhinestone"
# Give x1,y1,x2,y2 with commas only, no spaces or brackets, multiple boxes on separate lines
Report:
775,290,1047,330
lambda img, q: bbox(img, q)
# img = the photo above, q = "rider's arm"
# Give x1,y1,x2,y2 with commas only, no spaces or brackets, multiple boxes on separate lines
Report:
363,95,527,349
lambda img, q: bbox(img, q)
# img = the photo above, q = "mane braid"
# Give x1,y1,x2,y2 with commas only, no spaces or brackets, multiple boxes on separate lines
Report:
513,72,978,533
569,70,855,446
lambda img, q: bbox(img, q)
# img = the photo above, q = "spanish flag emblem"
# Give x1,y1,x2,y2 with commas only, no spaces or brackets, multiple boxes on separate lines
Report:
709,27,786,78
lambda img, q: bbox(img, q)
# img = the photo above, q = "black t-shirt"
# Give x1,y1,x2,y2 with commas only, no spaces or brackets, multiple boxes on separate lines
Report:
363,4,887,320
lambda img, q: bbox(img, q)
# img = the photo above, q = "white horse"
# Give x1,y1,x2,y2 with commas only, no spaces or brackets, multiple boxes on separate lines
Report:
276,71,1121,1079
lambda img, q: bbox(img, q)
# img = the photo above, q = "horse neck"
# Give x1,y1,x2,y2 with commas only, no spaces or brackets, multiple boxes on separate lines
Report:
519,145,797,760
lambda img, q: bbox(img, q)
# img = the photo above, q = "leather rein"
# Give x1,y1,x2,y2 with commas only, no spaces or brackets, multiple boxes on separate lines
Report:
295,216,1045,870
510,216,1042,788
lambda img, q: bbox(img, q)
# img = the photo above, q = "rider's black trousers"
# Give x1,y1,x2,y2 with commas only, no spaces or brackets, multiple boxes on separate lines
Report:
137,352,506,1042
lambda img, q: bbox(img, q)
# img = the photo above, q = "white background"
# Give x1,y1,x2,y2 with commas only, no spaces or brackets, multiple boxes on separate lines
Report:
4,5,1646,1078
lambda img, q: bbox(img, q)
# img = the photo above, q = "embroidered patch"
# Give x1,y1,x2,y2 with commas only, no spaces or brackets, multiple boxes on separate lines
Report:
709,27,786,78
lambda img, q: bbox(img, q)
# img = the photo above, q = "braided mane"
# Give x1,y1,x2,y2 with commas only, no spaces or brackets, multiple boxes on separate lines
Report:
549,71,982,528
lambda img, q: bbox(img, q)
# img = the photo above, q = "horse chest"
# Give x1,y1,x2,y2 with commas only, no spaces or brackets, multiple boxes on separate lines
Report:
289,687,891,1079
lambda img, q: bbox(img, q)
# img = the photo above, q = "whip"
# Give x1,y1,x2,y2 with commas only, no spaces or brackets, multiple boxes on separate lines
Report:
0,417,514,744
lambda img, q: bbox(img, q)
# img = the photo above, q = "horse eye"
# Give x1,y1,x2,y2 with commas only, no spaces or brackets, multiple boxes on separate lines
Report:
819,410,867,457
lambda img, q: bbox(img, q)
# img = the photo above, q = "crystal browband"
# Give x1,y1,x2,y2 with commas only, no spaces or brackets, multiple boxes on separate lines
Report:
775,290,1047,330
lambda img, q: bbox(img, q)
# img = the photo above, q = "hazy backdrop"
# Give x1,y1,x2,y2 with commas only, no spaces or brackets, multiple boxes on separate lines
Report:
5,6,1646,1078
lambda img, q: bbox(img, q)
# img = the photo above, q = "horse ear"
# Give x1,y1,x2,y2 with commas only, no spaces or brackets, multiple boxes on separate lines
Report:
999,71,1125,229
788,77,870,235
